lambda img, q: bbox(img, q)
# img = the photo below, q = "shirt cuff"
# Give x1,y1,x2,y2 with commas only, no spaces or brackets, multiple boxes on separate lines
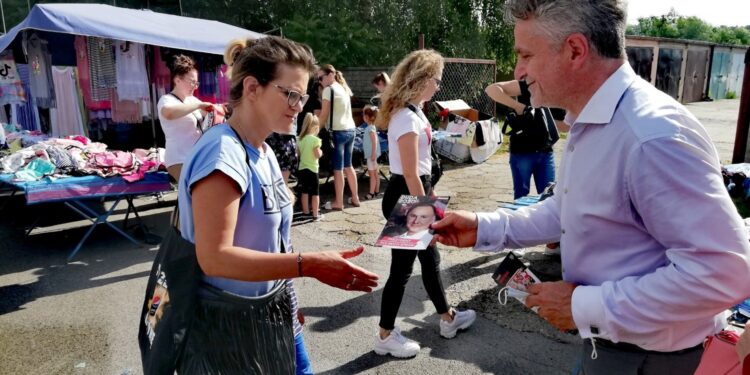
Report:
572,285,607,340
474,210,506,252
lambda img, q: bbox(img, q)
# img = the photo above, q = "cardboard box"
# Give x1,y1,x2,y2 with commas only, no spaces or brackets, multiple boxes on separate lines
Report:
435,99,480,123
433,100,502,164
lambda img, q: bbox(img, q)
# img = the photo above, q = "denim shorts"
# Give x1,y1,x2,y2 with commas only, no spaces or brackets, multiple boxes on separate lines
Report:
332,129,355,170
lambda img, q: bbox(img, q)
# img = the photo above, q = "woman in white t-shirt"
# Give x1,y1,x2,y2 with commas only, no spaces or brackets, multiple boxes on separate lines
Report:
316,64,360,210
157,54,214,181
372,50,475,359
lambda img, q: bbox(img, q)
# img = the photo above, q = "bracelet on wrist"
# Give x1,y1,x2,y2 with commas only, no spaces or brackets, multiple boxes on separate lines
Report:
297,252,303,277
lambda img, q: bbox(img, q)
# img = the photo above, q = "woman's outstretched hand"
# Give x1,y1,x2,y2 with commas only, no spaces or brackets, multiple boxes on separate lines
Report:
304,246,379,292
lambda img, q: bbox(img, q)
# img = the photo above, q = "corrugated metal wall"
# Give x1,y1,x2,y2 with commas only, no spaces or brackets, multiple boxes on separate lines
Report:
626,36,747,103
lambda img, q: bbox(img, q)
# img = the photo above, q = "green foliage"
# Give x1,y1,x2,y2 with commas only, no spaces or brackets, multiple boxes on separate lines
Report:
5,0,517,72
726,91,737,99
282,13,392,68
628,8,749,46
711,26,750,45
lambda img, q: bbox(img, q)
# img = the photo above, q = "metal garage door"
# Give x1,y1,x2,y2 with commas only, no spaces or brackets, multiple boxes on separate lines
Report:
656,48,684,100
682,48,709,103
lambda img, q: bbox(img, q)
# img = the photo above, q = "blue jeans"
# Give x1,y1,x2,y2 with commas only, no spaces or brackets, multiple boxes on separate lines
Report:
509,151,555,199
332,129,355,170
295,333,314,375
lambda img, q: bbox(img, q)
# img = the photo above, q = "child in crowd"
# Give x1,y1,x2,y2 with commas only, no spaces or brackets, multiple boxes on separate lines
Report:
297,113,324,221
363,105,381,200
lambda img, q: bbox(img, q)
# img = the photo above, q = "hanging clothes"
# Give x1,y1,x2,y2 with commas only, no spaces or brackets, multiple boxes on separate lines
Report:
111,90,142,124
12,64,41,131
0,50,26,105
72,66,90,131
198,70,216,99
115,41,150,101
22,33,56,108
217,64,230,104
192,55,217,103
87,37,116,101
152,46,171,94
74,36,111,110
49,66,86,138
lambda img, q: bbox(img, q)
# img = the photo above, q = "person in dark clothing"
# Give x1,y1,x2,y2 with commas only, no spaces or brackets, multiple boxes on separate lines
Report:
485,79,561,199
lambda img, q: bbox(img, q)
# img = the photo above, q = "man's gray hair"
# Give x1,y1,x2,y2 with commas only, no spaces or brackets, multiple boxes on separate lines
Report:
505,0,627,59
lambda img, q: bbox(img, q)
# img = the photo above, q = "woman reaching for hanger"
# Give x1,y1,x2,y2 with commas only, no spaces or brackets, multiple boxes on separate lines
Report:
157,54,214,182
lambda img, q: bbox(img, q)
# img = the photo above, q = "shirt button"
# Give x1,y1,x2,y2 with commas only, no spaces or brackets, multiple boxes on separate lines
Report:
561,229,566,234
568,146,574,152
564,188,568,194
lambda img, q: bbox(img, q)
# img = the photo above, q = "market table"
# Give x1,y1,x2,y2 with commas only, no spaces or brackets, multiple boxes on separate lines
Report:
0,172,171,260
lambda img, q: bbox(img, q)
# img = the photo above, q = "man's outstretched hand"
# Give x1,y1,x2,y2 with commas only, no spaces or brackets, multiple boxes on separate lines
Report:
430,210,479,248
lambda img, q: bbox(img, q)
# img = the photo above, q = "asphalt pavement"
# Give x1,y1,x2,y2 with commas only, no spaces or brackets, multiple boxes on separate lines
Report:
0,99,741,374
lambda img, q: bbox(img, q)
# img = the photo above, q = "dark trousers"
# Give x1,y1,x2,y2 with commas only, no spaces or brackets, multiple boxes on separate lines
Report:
378,174,449,330
579,339,704,375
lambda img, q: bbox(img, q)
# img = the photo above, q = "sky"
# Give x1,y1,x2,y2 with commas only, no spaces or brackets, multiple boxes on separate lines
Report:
626,0,749,27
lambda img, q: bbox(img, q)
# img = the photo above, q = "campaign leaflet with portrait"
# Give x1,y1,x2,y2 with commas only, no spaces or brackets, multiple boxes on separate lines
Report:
375,195,450,250
492,252,541,311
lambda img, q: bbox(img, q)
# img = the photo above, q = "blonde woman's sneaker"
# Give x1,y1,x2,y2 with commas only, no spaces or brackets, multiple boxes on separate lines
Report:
373,327,420,358
439,309,476,339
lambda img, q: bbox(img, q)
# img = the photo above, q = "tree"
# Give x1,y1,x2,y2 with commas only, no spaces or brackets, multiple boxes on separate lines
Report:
628,9,749,46
4,0,519,73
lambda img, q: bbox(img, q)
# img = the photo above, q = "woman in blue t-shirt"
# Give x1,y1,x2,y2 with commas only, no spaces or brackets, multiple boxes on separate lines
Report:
176,36,379,374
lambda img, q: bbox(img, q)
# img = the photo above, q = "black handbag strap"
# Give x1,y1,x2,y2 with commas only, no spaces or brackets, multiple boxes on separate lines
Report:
405,103,434,145
227,125,288,255
405,104,442,186
169,92,204,134
406,103,427,123
172,125,287,254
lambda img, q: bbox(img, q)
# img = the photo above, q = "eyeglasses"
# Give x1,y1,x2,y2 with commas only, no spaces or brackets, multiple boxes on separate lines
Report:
433,78,442,87
186,79,200,87
274,84,309,107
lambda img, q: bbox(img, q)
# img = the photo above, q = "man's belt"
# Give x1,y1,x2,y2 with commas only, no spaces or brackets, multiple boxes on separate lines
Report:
593,338,703,355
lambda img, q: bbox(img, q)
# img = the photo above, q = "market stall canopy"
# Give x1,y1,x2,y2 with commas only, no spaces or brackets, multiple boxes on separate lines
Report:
0,3,264,55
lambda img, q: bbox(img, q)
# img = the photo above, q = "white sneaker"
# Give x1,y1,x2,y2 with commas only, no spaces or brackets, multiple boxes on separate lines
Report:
373,327,420,358
439,309,476,339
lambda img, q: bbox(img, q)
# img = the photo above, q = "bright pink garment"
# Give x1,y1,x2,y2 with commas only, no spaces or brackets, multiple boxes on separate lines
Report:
69,135,89,145
92,150,134,169
84,150,138,178
122,159,158,182
74,36,111,110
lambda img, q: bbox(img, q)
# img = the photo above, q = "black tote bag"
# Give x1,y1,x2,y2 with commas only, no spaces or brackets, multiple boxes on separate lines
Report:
137,212,203,375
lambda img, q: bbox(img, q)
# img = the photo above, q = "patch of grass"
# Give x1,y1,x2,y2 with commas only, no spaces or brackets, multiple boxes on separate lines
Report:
726,91,737,99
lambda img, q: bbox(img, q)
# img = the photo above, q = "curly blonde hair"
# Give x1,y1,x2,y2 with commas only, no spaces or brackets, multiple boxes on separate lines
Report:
375,50,443,130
